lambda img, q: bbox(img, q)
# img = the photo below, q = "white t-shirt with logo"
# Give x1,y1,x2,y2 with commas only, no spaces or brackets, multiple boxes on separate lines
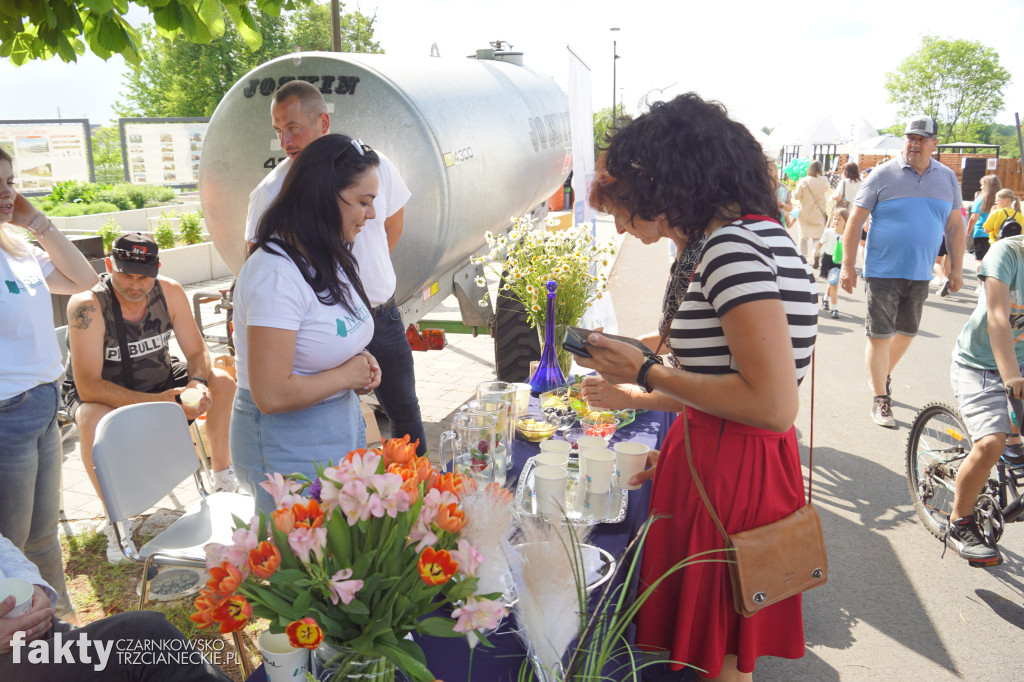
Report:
233,248,373,393
243,152,411,307
0,244,61,400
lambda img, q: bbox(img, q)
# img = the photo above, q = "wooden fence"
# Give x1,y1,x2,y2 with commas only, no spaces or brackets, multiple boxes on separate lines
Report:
854,153,1024,195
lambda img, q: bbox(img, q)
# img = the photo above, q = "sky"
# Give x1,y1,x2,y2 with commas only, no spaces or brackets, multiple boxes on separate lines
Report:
1,0,1023,137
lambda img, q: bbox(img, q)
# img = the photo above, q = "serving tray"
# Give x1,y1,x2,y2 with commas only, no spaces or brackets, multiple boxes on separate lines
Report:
515,456,628,525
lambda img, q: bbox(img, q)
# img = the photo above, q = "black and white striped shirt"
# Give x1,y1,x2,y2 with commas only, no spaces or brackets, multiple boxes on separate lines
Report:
670,215,817,383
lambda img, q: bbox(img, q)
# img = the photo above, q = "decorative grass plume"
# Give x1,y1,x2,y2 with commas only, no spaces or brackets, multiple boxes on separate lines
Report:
511,518,591,680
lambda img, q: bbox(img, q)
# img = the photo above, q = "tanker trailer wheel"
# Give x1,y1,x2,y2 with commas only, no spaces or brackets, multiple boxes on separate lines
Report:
493,278,540,383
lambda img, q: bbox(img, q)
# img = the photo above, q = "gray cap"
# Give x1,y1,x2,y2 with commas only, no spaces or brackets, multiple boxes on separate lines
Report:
904,115,937,138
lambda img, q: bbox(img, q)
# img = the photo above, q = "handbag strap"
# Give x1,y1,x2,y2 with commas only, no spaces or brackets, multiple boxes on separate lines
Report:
684,349,816,544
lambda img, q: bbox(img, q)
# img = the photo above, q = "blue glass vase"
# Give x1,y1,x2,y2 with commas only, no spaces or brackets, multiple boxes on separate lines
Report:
530,280,566,394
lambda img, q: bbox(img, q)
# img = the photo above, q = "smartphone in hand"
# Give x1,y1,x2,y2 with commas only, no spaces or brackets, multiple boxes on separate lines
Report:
561,326,655,359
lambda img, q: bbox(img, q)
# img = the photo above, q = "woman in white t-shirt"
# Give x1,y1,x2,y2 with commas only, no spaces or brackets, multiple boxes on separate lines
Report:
230,135,382,515
0,148,99,622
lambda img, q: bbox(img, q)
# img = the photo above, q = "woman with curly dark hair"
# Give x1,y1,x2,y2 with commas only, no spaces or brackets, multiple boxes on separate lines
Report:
575,93,817,681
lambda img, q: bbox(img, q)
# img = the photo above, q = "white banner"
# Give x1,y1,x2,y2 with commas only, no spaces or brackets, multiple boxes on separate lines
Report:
0,122,90,190
121,120,209,186
567,46,596,226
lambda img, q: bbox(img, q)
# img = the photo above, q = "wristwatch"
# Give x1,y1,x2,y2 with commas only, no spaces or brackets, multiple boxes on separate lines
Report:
636,357,659,393
188,376,209,387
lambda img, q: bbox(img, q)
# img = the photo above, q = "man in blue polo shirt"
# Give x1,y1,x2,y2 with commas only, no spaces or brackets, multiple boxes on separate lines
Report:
840,115,964,427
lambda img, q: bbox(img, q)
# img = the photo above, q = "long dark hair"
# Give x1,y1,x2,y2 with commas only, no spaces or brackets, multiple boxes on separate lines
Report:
589,93,777,242
844,162,859,181
251,134,379,313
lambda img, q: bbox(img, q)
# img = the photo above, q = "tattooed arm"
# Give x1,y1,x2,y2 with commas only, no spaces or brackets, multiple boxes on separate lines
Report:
66,291,183,408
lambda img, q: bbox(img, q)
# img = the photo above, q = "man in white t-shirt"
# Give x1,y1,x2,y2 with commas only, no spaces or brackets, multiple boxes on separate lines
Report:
245,80,426,453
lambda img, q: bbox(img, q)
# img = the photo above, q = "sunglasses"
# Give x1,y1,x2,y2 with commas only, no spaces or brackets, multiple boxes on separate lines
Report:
347,138,373,157
112,247,158,264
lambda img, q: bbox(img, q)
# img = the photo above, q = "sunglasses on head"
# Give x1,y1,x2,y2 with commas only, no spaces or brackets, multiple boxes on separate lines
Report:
347,138,373,157
112,247,158,264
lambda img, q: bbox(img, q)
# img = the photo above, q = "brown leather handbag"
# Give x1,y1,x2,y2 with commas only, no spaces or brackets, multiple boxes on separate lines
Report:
683,356,828,617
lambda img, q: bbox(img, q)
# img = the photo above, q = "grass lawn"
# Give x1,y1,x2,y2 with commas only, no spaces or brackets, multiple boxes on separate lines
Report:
60,521,266,680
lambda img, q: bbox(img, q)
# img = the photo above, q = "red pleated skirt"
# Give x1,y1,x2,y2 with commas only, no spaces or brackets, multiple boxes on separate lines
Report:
635,407,807,676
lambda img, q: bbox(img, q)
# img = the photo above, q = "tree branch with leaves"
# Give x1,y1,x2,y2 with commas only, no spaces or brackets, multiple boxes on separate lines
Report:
0,0,311,65
884,36,1012,143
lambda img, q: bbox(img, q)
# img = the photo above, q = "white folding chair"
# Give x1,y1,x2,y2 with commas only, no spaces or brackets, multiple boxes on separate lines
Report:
91,402,255,676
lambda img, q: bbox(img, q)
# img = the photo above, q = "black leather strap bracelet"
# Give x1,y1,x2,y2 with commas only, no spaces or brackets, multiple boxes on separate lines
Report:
636,357,659,393
188,376,209,387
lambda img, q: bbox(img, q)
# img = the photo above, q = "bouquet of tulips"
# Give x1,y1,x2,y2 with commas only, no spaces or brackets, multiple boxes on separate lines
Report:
190,436,509,682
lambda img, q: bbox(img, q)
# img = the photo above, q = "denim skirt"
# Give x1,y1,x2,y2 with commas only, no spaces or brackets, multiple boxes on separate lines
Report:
230,387,365,515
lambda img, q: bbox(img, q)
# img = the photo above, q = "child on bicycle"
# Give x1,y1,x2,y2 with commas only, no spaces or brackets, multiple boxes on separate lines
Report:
948,234,1024,567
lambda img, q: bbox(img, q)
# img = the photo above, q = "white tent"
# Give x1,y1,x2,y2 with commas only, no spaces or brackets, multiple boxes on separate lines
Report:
852,134,904,155
768,112,878,155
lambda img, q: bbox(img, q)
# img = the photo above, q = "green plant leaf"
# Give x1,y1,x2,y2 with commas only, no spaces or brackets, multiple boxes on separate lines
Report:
84,0,114,14
223,1,262,51
196,0,226,39
291,590,312,620
416,616,457,638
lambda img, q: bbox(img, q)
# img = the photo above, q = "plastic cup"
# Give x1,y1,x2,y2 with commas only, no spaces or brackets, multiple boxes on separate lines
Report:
535,451,569,470
576,435,608,451
0,578,33,619
258,630,310,682
614,441,650,490
539,439,571,455
533,464,568,517
512,383,532,413
576,435,608,479
582,448,615,494
179,387,202,409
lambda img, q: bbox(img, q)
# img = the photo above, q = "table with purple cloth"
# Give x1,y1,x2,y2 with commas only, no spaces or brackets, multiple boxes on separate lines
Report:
416,405,673,681
245,406,673,682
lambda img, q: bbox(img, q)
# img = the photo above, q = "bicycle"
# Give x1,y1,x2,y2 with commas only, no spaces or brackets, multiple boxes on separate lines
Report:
905,388,1024,566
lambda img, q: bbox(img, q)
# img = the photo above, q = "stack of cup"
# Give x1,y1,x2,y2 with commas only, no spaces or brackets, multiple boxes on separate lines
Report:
581,448,615,495
613,441,650,490
576,435,609,480
533,464,568,517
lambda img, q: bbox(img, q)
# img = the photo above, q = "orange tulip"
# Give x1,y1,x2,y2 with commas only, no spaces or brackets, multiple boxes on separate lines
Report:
399,475,421,505
432,472,476,498
190,589,225,629
410,456,435,484
286,617,325,649
418,546,458,586
381,435,417,466
206,561,245,596
272,508,295,534
212,594,252,633
436,503,466,533
291,498,324,530
248,540,281,579
344,448,370,463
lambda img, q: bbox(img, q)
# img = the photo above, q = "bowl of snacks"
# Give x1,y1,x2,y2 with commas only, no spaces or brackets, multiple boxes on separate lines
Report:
580,412,621,440
515,412,560,442
540,386,591,420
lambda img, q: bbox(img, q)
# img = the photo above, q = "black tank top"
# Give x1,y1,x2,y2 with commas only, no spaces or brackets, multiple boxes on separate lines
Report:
65,274,175,393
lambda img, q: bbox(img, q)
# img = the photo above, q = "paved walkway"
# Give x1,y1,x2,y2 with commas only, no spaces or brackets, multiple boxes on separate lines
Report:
58,215,623,526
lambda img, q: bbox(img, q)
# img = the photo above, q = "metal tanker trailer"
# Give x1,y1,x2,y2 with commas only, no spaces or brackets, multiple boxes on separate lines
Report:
200,48,570,337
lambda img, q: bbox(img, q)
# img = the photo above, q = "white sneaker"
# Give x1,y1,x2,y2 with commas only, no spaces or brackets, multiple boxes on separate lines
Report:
212,467,240,493
105,518,137,565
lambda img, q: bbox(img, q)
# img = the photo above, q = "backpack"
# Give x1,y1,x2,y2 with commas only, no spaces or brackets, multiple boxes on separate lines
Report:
998,213,1023,240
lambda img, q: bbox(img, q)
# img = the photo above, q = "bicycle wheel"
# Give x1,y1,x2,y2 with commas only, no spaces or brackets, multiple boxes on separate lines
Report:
906,402,970,539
